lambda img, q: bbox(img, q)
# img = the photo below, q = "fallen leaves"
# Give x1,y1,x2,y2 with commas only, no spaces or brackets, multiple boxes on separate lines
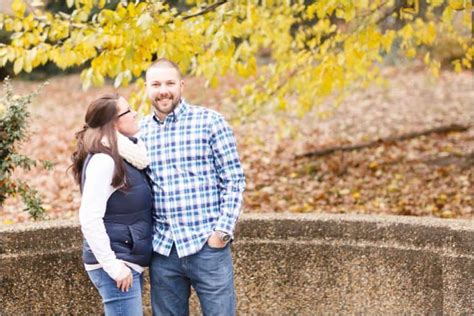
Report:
0,66,472,224
239,67,473,220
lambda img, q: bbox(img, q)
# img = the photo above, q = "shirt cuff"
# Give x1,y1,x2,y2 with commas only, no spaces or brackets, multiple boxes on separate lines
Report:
215,215,237,237
102,259,128,281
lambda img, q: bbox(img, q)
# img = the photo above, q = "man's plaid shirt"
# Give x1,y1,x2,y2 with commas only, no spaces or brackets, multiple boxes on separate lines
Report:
140,99,246,258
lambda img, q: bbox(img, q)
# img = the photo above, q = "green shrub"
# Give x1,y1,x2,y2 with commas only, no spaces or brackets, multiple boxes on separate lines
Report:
0,78,52,219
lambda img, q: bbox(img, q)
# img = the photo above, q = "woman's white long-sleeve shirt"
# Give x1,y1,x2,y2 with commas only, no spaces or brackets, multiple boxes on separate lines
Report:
79,153,144,280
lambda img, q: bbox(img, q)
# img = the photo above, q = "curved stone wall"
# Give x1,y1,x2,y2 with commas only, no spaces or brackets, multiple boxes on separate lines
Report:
0,213,472,314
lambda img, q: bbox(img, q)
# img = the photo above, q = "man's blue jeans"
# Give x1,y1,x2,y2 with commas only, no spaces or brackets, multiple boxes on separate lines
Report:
87,268,144,316
150,243,236,316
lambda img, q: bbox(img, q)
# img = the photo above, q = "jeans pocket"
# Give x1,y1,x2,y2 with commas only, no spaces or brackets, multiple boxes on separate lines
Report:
87,269,103,288
206,241,228,251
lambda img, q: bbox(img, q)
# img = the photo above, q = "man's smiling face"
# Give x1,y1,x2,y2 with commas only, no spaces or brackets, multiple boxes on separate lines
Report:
146,66,184,121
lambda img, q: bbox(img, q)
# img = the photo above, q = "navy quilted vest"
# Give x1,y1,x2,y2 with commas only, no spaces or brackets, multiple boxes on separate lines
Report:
81,154,153,267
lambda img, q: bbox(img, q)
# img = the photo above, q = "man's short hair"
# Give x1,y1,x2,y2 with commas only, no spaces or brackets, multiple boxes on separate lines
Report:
147,58,183,79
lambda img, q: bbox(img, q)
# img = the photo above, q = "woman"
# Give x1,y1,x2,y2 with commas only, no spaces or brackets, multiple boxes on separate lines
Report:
71,93,153,315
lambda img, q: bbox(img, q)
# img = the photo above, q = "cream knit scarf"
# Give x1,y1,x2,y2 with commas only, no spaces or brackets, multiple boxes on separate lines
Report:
101,132,150,170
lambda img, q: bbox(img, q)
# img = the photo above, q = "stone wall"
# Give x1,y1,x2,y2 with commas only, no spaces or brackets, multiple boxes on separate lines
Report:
0,213,472,314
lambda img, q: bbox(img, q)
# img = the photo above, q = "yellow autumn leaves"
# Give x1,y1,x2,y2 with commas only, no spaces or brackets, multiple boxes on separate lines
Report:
0,0,472,115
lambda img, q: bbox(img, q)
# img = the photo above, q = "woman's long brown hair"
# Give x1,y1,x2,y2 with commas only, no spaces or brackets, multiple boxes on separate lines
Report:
70,93,127,189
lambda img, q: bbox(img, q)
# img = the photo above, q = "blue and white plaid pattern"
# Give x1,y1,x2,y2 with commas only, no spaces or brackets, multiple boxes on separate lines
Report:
140,99,245,258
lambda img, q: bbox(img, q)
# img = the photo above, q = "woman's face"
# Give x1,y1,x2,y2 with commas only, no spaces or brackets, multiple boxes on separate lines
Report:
115,97,138,137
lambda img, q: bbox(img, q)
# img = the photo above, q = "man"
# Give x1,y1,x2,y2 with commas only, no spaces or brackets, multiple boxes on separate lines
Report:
140,58,246,316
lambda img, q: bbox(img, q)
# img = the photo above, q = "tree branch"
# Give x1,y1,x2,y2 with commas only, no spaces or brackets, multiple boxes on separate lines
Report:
24,0,38,17
374,1,405,25
182,0,228,20
295,123,472,160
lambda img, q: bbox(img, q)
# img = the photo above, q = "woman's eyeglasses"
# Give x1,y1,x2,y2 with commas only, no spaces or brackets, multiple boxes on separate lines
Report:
118,109,131,118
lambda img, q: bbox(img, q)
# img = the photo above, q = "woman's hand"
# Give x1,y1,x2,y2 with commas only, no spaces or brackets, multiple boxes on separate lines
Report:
115,264,133,292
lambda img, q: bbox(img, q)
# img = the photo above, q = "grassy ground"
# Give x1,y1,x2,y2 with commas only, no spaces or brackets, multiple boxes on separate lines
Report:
1,66,472,224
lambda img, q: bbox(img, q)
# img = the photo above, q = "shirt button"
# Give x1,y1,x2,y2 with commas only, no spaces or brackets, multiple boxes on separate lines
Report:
125,240,129,244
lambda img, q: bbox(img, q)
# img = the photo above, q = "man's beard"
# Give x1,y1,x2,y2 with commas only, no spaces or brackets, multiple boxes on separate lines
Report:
153,96,180,114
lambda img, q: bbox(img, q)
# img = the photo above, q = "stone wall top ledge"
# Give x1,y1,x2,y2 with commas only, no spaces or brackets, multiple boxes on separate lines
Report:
240,212,472,229
1,212,471,233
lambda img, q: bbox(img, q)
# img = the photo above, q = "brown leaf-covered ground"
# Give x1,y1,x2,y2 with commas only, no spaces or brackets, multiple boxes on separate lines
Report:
1,66,472,224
